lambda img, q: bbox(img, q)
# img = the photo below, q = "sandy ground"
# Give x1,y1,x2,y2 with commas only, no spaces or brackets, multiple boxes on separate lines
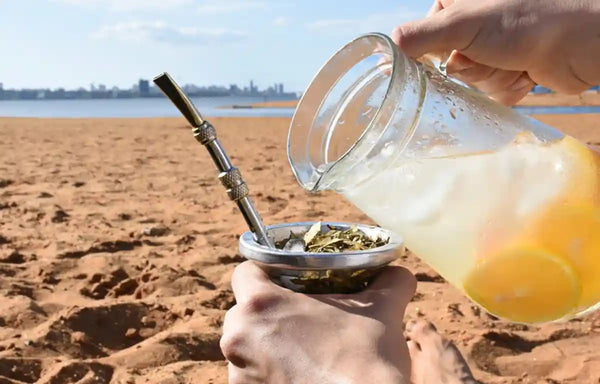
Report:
247,100,298,108
0,114,599,384
249,92,600,109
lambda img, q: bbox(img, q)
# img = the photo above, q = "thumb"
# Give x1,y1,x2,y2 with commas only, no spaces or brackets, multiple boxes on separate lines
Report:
362,266,416,308
391,5,482,59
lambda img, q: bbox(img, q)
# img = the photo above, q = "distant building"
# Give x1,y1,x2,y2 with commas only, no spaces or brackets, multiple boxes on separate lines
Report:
90,83,96,92
183,84,197,93
229,84,240,95
278,83,284,95
98,84,106,92
148,85,161,96
0,82,3,91
139,79,150,95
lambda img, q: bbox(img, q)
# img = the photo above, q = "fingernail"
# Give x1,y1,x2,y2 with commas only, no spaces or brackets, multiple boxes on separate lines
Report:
510,76,533,91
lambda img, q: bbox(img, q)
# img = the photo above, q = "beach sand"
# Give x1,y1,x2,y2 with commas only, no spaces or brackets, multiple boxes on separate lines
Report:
248,100,299,108
1,115,599,383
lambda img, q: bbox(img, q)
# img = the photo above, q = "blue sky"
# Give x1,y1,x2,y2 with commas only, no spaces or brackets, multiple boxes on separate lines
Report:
0,0,430,92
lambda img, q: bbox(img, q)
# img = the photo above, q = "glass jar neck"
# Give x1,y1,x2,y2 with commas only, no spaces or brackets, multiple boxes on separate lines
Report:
287,33,425,193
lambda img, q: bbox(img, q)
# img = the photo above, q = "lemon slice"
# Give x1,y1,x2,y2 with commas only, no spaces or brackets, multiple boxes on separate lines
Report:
463,246,581,323
527,205,600,310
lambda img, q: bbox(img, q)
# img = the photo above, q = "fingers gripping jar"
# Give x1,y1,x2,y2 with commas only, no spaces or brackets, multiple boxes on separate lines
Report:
288,33,600,324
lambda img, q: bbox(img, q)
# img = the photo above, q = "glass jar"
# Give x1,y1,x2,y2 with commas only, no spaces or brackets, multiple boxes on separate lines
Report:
287,33,600,324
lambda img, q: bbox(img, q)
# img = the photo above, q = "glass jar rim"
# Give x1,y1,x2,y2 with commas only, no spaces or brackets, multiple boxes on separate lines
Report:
287,33,405,192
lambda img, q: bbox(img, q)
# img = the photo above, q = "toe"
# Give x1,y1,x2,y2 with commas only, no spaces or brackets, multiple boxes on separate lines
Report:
407,339,421,357
405,320,438,339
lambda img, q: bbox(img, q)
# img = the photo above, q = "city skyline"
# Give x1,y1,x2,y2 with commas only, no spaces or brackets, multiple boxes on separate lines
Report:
0,0,430,91
0,78,298,95
0,78,298,100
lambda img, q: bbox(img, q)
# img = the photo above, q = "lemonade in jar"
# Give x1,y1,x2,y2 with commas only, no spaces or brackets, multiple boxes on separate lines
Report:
287,33,600,324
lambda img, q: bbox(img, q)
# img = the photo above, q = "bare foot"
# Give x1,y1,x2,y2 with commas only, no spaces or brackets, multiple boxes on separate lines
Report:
406,320,479,384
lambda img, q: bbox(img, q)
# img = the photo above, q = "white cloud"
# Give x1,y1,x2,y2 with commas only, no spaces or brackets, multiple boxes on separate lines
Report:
307,7,424,34
197,0,266,15
53,0,193,11
91,21,246,45
273,16,290,27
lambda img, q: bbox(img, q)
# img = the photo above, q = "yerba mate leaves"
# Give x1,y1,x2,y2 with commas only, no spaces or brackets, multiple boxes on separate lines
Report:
276,222,389,253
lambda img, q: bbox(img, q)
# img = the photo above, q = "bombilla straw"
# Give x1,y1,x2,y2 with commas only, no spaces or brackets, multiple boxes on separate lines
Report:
153,72,275,249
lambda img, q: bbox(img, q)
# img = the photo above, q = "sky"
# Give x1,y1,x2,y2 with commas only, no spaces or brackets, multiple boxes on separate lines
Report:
0,0,431,92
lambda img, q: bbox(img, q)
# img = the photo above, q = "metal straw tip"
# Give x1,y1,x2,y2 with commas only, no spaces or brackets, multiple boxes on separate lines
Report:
152,72,204,128
152,72,171,84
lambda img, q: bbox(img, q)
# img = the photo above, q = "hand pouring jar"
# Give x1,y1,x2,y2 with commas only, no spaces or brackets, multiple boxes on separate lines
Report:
287,33,600,323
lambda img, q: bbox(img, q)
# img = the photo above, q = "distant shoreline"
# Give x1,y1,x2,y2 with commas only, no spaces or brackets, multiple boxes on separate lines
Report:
217,99,299,110
2,93,598,119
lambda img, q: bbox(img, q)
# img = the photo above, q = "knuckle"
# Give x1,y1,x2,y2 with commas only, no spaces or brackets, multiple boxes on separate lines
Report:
392,24,418,51
243,292,281,314
391,25,404,44
231,261,250,286
219,332,245,360
222,305,241,332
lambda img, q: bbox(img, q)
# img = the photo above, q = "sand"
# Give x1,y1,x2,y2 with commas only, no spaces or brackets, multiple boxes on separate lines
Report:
0,114,599,384
247,100,298,108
